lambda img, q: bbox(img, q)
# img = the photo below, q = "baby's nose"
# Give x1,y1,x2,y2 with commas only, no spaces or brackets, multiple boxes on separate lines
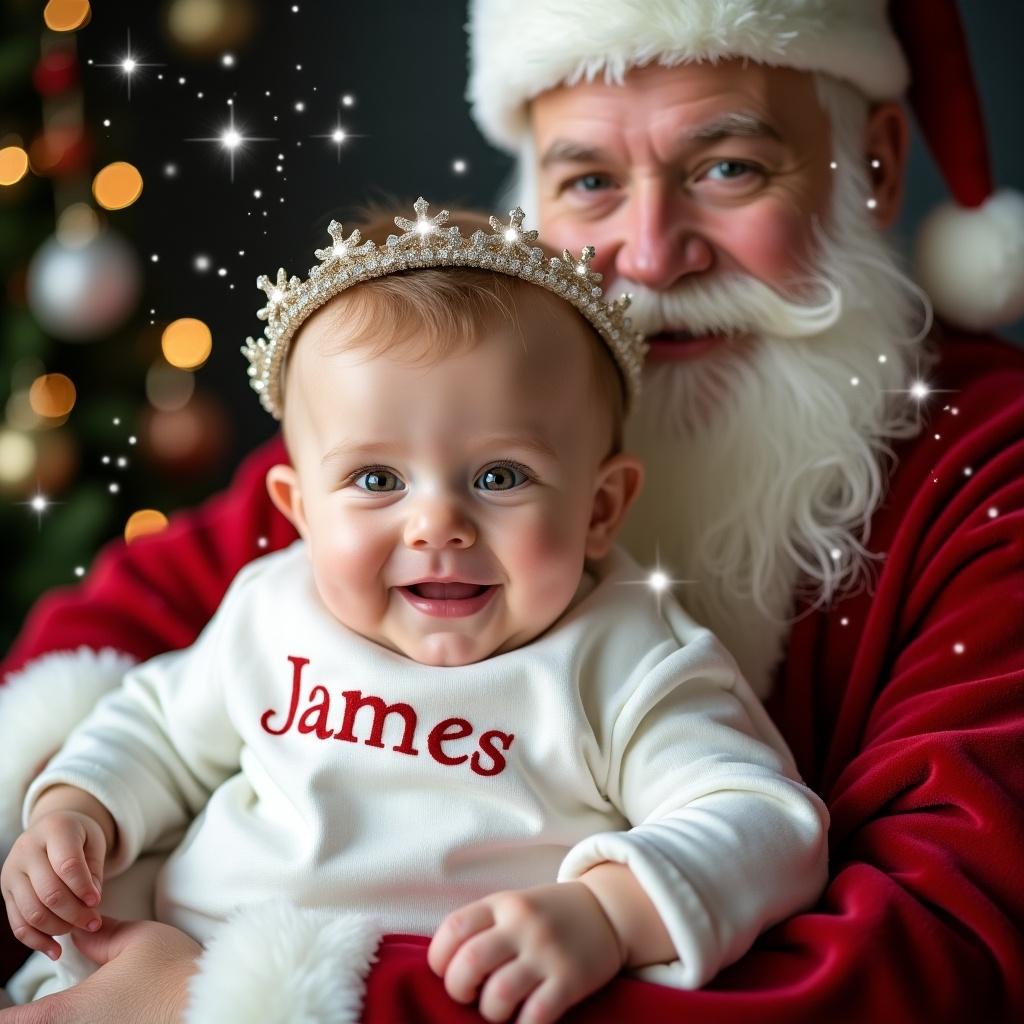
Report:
403,497,477,549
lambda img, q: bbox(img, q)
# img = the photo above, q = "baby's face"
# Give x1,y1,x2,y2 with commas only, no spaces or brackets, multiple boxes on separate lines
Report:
274,292,636,666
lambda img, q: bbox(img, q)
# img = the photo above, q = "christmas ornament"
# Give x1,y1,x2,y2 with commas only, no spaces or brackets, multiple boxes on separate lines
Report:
32,50,80,97
27,229,140,341
164,0,256,58
28,127,91,178
242,199,647,419
140,392,230,477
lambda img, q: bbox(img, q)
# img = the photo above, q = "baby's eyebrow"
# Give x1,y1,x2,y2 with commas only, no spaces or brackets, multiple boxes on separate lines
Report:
320,434,558,466
320,440,398,466
473,433,559,461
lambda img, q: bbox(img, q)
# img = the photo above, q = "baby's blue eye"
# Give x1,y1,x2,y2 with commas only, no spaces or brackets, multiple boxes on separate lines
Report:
475,463,528,492
355,469,405,492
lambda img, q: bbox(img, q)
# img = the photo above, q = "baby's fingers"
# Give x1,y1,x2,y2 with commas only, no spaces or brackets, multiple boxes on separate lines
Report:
428,901,495,976
46,822,103,907
28,856,101,935
5,875,68,961
443,930,517,1005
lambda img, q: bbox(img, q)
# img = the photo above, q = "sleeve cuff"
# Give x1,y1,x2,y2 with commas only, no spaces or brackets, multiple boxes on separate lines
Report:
24,762,150,876
558,827,718,989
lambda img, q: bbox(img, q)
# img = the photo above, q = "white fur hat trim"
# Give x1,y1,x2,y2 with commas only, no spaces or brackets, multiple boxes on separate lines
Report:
0,647,136,859
914,189,1024,332
467,0,908,151
185,900,382,1024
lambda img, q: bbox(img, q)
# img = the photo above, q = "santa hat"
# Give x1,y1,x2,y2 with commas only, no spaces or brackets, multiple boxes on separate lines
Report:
467,0,1024,332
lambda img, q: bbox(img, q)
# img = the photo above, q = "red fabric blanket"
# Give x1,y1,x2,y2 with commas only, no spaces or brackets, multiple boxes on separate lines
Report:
3,331,1023,1022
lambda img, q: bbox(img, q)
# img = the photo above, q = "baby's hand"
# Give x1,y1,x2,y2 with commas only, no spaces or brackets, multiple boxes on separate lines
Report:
1,811,107,961
428,882,625,1024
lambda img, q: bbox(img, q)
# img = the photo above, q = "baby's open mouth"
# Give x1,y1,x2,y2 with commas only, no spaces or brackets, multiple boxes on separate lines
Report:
397,582,497,618
406,582,489,599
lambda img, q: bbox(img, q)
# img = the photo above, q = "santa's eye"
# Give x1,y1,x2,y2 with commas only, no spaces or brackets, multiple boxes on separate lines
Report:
353,468,405,492
475,462,530,492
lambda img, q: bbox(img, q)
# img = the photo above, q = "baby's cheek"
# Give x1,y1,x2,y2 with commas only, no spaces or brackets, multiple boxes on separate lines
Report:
507,517,585,615
311,528,391,628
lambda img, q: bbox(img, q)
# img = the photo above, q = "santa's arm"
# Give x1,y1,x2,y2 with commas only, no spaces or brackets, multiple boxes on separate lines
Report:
1,435,292,682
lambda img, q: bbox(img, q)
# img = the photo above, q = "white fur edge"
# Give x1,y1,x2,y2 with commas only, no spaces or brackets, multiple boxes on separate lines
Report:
0,647,136,859
914,189,1024,332
185,900,382,1024
467,0,907,151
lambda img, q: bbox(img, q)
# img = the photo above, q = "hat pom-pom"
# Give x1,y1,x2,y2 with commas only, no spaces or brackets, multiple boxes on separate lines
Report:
914,188,1024,332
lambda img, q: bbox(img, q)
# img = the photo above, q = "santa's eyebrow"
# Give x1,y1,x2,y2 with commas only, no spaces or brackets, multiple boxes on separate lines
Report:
539,114,783,170
539,140,613,169
686,112,783,144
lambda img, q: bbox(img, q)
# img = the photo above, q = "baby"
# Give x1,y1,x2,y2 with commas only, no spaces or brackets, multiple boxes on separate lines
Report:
2,201,828,1023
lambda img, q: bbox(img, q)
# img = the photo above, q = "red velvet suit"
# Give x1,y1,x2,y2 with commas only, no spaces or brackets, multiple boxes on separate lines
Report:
3,331,1022,1022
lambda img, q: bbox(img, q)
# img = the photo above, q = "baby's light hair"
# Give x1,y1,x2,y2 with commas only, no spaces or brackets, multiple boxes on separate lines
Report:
289,204,625,453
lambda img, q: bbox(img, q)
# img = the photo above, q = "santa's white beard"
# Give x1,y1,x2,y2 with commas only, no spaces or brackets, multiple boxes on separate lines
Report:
506,84,932,695
616,183,930,696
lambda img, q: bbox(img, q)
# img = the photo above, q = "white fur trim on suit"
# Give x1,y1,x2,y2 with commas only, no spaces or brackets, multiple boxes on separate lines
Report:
914,189,1024,332
0,647,136,858
467,0,908,151
185,901,382,1024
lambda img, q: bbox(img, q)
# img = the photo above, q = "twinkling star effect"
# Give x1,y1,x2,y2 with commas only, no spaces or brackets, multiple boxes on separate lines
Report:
19,491,55,531
617,543,694,614
186,102,276,182
93,29,163,100
310,103,364,164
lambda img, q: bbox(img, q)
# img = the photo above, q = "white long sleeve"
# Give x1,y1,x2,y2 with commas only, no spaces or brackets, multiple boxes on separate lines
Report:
557,631,828,988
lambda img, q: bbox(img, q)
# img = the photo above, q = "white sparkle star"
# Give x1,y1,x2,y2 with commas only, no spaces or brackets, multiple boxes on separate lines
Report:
648,571,669,591
311,114,361,164
186,105,276,182
95,29,163,100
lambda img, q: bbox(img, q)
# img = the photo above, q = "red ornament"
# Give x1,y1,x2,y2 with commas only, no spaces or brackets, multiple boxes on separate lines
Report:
140,392,232,478
28,127,92,179
33,50,80,97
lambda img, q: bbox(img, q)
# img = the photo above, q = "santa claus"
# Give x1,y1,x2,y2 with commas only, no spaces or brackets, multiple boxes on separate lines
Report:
1,0,1022,1021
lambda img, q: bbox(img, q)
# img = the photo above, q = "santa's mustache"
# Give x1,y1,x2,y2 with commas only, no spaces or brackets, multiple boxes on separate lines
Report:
612,271,845,342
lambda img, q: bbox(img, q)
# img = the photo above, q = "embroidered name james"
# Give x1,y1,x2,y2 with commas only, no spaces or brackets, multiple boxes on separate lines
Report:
260,655,515,777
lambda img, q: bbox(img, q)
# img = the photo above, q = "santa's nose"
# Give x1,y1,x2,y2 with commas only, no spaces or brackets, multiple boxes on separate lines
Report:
613,184,714,290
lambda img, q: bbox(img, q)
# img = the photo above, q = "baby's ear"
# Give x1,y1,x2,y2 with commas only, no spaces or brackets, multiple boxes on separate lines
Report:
266,464,309,538
585,453,644,560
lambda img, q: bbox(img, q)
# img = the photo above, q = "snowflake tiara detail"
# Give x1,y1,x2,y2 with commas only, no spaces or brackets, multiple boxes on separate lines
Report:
241,198,648,419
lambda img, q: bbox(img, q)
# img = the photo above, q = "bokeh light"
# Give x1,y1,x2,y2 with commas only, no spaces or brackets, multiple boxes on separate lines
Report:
146,360,196,411
43,0,91,32
55,202,100,247
161,317,213,369
124,508,169,544
29,373,77,418
92,161,144,210
0,146,29,186
0,430,36,488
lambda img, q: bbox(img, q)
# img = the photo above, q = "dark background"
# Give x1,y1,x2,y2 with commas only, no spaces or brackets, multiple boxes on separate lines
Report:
1,0,1022,650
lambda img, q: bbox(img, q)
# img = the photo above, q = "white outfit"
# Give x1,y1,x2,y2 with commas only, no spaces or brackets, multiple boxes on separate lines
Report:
24,541,828,990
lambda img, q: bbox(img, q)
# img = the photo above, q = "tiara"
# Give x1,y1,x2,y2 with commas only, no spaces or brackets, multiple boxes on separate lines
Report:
241,198,647,419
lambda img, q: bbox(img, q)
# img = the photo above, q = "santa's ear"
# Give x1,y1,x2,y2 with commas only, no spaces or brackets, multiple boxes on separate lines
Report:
864,100,909,229
266,464,309,538
584,452,644,560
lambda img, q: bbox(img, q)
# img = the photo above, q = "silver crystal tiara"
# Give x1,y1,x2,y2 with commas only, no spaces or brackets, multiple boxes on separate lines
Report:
242,198,647,419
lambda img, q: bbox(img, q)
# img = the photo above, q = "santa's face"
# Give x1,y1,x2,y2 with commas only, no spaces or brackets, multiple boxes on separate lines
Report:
532,59,835,363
